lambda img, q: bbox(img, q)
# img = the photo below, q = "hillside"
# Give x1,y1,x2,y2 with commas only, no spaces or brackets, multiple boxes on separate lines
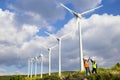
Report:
0,63,120,80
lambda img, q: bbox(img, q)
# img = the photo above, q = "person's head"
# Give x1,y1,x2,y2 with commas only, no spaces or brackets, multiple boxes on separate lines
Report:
84,59,88,63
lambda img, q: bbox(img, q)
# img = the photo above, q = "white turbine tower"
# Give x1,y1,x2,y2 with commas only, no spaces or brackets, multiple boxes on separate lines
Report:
38,54,43,78
43,45,57,76
27,59,30,77
34,57,38,77
60,3,102,71
30,58,34,78
45,31,72,77
48,45,57,76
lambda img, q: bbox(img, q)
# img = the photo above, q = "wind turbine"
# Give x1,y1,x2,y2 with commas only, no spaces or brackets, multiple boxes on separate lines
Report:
27,59,30,77
30,58,34,78
34,57,38,77
60,3,103,71
43,45,57,76
48,45,57,76
38,54,43,78
45,31,73,77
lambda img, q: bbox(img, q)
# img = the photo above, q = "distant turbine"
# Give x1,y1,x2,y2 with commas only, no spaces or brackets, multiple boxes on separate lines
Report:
43,45,57,76
34,57,38,77
27,59,30,77
60,3,103,71
45,31,72,77
38,54,43,78
30,58,34,78
48,45,57,76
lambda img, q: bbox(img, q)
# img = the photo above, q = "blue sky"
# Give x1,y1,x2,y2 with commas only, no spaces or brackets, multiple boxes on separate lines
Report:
0,0,120,75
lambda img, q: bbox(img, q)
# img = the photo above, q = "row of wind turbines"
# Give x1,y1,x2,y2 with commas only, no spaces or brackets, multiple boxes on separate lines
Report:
28,54,43,78
27,3,102,78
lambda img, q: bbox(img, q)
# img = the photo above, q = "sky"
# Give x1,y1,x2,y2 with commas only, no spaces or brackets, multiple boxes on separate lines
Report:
0,0,120,75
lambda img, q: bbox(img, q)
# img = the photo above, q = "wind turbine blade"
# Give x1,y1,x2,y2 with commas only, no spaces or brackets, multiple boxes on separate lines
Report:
60,3,79,17
81,5,103,15
61,31,73,39
35,57,38,61
51,45,57,49
40,54,43,57
45,31,57,40
33,57,36,62
31,58,34,62
42,45,47,49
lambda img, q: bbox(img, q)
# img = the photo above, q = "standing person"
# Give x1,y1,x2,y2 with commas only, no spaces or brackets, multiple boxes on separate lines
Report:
83,58,91,76
90,58,97,74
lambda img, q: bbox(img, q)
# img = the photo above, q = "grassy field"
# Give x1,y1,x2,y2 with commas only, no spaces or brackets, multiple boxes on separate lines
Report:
0,63,120,80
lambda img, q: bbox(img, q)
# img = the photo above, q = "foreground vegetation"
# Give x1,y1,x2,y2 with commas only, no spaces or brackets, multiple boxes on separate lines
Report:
0,63,120,80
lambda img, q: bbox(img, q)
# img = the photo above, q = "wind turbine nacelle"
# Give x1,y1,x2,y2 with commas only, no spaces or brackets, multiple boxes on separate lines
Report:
69,12,82,19
57,38,60,41
78,14,82,19
48,48,50,51
40,54,43,57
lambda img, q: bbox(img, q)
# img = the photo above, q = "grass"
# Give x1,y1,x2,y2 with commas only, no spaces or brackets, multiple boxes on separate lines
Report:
0,63,120,80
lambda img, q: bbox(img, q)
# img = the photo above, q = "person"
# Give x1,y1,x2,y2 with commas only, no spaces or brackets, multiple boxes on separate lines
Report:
90,58,97,74
83,58,91,76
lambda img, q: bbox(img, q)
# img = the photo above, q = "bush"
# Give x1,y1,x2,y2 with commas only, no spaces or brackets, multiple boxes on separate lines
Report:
43,75,60,80
62,72,85,80
10,75,24,80
111,63,120,70
88,72,120,80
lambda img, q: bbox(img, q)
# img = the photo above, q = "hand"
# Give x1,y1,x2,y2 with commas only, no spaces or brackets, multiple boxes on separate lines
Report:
89,57,90,59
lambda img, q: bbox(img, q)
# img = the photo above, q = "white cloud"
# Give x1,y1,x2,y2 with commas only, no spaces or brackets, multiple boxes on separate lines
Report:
0,4,120,75
0,68,16,76
7,0,103,31
0,67,26,76
8,0,65,25
0,9,40,67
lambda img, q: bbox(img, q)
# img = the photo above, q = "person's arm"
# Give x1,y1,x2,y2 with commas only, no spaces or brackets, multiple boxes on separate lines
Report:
88,57,90,61
90,58,93,63
89,57,93,62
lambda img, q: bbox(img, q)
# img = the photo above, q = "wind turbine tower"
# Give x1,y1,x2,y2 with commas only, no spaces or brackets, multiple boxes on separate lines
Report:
45,31,72,77
30,58,34,78
27,59,30,77
34,57,38,77
42,45,57,76
60,3,102,71
38,54,43,78
48,45,57,76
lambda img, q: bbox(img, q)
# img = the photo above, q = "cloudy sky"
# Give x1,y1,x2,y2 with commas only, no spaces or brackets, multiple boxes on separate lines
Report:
0,0,120,75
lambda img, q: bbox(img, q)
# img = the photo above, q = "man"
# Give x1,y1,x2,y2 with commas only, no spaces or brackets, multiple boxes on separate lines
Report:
83,58,91,76
90,58,97,74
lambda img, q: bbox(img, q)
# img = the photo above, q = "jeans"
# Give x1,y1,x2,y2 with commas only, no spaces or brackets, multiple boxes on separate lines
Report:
85,67,90,76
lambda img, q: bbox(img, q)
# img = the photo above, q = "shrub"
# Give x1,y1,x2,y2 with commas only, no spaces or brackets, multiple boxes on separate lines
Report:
111,63,120,70
42,75,60,80
10,75,24,80
88,72,120,80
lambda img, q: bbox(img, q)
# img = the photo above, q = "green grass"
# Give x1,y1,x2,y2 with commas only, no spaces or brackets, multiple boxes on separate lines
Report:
0,75,11,80
0,63,120,80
